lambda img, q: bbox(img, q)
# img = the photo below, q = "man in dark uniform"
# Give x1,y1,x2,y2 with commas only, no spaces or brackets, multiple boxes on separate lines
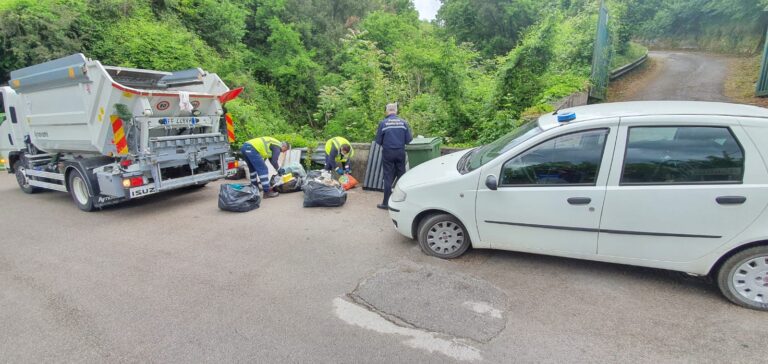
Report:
375,103,412,210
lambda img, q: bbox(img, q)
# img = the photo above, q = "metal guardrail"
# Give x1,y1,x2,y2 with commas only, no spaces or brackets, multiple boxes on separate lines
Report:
609,53,649,81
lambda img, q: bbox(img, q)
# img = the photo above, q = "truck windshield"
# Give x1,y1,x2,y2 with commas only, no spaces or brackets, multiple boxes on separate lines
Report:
460,121,542,173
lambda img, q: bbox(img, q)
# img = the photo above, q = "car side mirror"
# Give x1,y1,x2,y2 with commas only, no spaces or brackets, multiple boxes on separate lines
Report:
485,175,498,191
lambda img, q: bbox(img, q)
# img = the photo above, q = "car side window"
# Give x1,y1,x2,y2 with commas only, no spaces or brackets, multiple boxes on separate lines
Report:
621,126,744,184
500,129,609,186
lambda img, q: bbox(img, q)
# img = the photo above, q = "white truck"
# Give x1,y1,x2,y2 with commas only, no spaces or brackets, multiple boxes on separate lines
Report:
0,54,242,211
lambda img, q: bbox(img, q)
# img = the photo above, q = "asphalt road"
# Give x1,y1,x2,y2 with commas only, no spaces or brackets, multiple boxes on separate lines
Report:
1,175,766,363
625,51,730,101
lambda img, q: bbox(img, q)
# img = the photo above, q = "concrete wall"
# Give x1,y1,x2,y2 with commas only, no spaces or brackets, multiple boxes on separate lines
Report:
349,143,371,183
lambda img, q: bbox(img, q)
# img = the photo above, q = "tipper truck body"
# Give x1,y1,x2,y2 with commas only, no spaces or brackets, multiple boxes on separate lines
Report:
0,54,242,210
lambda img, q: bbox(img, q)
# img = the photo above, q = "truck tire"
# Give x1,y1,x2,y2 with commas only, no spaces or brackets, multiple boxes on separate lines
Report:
13,161,39,194
67,169,95,212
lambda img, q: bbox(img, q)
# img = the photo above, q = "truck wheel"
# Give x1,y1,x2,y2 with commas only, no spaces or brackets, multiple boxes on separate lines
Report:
717,245,768,311
417,213,471,259
67,169,95,212
13,161,39,194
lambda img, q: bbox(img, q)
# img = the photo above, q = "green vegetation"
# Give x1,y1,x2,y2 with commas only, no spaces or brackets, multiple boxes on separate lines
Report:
610,42,647,69
636,0,768,54
2,0,752,147
724,56,768,107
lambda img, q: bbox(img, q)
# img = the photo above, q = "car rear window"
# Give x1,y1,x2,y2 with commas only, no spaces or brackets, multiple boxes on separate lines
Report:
621,126,744,184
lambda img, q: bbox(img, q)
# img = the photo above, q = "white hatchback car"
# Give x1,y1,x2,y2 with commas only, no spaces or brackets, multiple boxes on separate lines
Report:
389,101,768,310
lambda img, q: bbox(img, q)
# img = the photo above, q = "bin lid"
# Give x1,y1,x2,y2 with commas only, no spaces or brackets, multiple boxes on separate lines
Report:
406,136,442,150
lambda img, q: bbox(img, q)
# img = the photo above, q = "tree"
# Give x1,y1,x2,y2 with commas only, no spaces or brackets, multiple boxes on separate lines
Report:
0,0,86,80
172,0,249,51
91,17,217,71
437,0,538,57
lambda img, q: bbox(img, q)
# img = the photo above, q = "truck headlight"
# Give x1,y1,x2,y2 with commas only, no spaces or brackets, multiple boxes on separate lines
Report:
391,186,407,203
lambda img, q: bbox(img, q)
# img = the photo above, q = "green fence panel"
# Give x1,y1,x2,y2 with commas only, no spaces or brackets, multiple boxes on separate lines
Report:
756,27,768,97
589,1,611,101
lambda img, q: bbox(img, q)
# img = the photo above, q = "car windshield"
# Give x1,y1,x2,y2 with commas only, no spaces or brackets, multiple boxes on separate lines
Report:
461,121,542,173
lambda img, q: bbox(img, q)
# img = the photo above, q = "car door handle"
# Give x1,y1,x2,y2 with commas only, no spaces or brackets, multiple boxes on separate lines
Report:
567,197,591,205
716,196,746,205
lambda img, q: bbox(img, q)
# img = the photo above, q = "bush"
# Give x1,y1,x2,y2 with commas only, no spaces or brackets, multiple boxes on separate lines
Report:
273,133,313,148
91,17,217,71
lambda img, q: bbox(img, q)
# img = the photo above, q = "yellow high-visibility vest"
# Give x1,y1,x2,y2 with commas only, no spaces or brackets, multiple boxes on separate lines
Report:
246,137,281,159
325,137,354,164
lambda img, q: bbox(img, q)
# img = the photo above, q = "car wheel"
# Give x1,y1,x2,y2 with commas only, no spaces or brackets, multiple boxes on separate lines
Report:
14,161,39,194
717,245,768,311
67,169,95,212
417,213,471,259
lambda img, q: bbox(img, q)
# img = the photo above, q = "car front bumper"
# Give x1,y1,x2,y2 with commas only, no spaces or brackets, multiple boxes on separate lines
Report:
388,200,418,239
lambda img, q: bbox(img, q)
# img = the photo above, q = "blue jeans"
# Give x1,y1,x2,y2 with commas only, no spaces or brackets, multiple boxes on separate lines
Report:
240,143,270,191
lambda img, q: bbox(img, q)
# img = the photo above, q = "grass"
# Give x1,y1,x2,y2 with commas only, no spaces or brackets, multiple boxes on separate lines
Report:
611,42,648,69
724,55,768,107
606,57,660,102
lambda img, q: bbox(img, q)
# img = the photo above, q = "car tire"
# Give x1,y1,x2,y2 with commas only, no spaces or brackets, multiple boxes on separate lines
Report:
14,161,39,194
417,213,471,259
716,245,768,311
67,169,95,212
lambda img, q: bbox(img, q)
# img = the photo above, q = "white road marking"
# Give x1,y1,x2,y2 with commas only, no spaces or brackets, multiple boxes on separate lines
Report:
333,298,482,362
463,301,503,319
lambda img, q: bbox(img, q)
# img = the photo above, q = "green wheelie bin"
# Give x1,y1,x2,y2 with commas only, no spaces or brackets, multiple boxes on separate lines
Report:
405,136,442,168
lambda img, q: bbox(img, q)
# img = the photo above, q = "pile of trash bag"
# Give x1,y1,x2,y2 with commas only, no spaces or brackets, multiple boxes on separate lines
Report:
218,184,261,212
270,173,303,193
282,163,307,179
303,170,347,207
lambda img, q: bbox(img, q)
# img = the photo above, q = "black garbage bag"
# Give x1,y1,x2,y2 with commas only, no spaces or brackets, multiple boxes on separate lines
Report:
270,175,303,193
218,184,261,212
303,180,347,207
305,169,323,181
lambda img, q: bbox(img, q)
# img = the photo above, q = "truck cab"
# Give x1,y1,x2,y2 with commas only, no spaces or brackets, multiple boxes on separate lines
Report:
0,86,26,170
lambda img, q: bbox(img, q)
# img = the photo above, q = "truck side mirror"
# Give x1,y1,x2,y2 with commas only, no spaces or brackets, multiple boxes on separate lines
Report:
485,175,498,191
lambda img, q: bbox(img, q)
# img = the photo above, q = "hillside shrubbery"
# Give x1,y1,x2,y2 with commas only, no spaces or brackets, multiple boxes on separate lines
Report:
0,0,658,147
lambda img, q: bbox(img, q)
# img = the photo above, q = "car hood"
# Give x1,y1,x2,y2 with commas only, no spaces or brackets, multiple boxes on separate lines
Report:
398,150,469,189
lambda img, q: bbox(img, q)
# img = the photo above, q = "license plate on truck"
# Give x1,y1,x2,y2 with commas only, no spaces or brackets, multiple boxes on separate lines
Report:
162,117,211,126
129,185,157,198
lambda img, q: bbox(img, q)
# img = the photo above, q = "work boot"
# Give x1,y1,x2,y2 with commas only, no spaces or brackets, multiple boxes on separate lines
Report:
377,204,388,210
264,190,279,198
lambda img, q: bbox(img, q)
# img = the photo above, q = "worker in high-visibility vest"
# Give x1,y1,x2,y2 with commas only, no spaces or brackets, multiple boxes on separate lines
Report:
324,136,354,175
241,136,290,198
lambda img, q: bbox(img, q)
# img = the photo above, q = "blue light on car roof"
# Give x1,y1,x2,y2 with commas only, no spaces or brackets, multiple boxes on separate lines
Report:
557,112,576,122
